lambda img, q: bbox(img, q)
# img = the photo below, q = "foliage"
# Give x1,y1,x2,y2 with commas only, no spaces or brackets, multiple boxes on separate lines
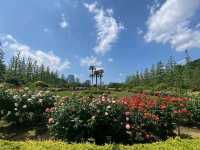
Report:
0,87,57,125
187,98,200,126
34,81,49,88
48,93,190,144
0,138,200,150
154,83,168,91
126,57,200,91
1,52,68,86
0,48,6,82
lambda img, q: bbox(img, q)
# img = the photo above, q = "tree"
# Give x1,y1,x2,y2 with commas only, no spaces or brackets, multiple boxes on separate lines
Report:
0,46,6,81
98,69,104,86
89,66,96,85
143,68,150,85
166,56,176,87
156,61,165,84
94,70,100,87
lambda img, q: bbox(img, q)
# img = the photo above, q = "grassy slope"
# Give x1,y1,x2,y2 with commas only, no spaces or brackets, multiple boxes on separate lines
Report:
0,138,200,150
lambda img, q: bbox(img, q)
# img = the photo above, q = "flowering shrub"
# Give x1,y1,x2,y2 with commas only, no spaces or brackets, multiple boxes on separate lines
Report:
187,98,200,126
0,87,57,124
48,94,191,144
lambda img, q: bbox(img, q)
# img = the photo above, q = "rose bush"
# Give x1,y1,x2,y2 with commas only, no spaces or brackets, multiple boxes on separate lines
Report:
187,98,200,126
48,93,191,144
0,87,57,125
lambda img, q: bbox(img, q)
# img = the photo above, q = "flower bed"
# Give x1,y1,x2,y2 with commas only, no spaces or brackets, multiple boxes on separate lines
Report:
0,88,57,125
48,94,191,144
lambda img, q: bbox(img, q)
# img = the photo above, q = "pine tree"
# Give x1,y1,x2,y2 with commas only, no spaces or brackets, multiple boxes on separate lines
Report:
156,61,165,84
0,47,6,81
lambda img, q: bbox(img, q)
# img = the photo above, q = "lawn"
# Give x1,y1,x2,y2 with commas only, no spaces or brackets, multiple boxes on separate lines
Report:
55,89,134,98
1,138,200,150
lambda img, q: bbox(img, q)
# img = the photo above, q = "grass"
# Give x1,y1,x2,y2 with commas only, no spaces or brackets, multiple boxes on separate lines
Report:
0,138,200,150
55,90,134,98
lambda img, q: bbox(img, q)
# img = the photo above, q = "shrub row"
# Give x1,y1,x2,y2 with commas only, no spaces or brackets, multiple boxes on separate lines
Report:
48,94,191,144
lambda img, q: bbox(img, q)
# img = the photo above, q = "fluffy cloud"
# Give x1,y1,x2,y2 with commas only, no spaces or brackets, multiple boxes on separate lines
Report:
80,56,102,67
0,34,71,72
84,2,124,55
145,0,200,51
59,13,68,29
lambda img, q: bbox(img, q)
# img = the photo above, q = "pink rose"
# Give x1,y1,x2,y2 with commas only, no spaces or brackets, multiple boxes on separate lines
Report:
125,124,131,130
125,111,130,116
48,118,54,124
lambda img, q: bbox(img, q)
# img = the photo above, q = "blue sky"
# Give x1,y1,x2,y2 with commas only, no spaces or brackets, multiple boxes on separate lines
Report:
0,0,200,83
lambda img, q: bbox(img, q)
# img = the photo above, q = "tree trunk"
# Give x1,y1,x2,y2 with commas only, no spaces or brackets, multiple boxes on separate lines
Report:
99,77,102,86
96,75,98,87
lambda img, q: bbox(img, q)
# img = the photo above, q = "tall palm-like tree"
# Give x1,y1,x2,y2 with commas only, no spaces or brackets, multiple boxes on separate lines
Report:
89,66,96,85
98,69,104,86
94,70,100,87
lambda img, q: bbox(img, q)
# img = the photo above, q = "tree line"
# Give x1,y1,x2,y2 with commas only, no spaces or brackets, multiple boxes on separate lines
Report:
125,55,200,91
0,48,80,87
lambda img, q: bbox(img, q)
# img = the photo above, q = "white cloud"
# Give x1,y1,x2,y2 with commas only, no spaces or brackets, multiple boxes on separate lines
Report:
0,34,71,72
108,58,113,62
145,0,200,51
84,2,124,55
59,14,68,29
80,56,102,67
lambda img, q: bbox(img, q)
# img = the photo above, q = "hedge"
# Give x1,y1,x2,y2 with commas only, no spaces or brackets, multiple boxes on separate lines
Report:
0,138,200,150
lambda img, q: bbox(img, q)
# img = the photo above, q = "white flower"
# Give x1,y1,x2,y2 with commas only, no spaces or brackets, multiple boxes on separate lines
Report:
91,116,96,120
45,91,50,94
1,110,4,115
105,112,109,116
126,117,130,121
36,92,42,97
22,105,27,109
13,95,18,99
39,99,43,103
27,98,32,102
7,111,11,116
112,100,116,104
106,105,111,109
22,94,27,98
24,87,29,90
14,103,19,107
31,95,36,99
14,108,18,111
